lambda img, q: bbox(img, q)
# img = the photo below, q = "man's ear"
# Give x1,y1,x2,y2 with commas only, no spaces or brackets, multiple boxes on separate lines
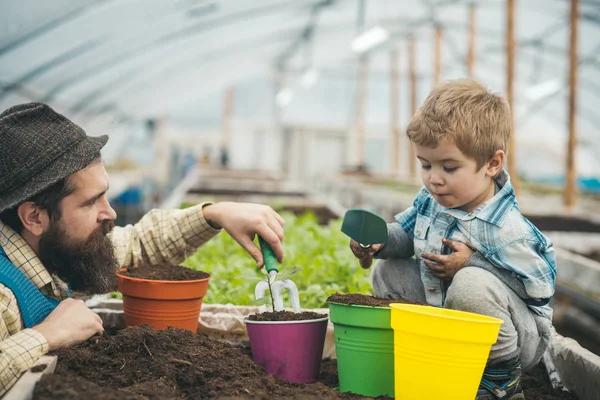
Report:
17,202,50,237
486,150,505,177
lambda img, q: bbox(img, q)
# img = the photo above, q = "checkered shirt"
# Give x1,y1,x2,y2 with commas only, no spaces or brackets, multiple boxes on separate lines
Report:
0,203,219,395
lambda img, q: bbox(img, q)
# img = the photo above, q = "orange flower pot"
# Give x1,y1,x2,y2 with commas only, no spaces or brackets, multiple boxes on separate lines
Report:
116,269,211,332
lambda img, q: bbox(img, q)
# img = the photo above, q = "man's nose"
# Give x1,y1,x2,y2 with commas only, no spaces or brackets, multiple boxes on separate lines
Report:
99,198,117,222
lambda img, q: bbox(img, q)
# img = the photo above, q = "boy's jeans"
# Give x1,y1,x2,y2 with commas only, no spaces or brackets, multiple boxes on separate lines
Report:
371,258,552,369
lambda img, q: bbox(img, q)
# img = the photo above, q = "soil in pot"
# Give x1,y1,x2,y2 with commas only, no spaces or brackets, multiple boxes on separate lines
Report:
327,293,419,307
120,264,209,281
247,311,327,322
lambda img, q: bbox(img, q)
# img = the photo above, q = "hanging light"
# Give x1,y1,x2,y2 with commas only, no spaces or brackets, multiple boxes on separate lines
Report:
300,68,320,88
276,88,294,108
525,79,561,101
351,26,389,53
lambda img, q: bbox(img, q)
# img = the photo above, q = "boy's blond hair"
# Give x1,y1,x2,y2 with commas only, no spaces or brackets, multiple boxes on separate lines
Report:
406,79,512,169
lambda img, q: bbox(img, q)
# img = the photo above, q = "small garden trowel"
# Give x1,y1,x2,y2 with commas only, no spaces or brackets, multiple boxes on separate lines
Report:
341,208,389,248
254,236,301,313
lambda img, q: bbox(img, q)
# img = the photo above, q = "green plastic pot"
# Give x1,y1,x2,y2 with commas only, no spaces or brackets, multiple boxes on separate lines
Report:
329,301,394,397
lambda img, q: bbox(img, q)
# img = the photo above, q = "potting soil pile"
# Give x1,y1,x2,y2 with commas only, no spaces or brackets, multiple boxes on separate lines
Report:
246,310,325,322
120,264,209,281
327,293,418,307
32,325,577,400
33,325,345,400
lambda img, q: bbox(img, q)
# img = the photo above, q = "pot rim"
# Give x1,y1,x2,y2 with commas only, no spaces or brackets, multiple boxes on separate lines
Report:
244,316,329,325
328,301,391,310
116,269,211,285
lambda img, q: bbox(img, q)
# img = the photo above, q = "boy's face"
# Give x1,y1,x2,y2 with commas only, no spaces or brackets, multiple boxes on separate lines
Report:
415,139,502,212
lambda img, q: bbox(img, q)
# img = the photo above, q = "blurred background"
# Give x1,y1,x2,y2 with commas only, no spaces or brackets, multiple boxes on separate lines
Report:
2,0,600,356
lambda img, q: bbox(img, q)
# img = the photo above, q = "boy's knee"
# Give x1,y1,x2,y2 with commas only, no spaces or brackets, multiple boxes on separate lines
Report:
371,259,400,297
446,267,504,312
371,258,422,300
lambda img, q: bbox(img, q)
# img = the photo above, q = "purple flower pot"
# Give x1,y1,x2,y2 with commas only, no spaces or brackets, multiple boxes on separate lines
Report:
245,316,328,384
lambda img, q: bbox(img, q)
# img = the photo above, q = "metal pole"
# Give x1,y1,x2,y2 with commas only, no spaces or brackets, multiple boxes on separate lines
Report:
273,66,291,175
391,49,400,176
467,3,476,76
356,58,368,168
506,0,519,194
409,35,417,178
565,0,579,207
220,87,234,150
434,25,443,86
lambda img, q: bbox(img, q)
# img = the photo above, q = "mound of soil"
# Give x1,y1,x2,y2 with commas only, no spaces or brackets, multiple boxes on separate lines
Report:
247,311,327,322
35,374,144,400
327,293,418,307
120,264,209,281
32,326,577,400
33,326,340,400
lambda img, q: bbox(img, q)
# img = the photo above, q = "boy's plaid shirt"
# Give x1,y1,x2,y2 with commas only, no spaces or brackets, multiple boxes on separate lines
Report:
392,169,556,319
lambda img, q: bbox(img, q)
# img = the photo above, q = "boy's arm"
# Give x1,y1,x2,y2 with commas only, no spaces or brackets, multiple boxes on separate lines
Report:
374,220,415,259
477,238,556,306
374,189,428,260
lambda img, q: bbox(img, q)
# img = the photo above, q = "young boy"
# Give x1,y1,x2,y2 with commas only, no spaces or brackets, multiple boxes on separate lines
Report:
350,79,556,400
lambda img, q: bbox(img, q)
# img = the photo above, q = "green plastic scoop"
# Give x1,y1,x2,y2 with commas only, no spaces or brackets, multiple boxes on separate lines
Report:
341,208,389,247
254,236,301,313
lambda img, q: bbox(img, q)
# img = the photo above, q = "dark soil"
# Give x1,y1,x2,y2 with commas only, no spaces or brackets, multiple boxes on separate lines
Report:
247,311,327,322
32,326,578,400
576,250,600,264
33,326,341,400
327,293,419,307
120,264,210,281
520,361,579,400
35,374,144,400
30,364,47,373
524,214,600,233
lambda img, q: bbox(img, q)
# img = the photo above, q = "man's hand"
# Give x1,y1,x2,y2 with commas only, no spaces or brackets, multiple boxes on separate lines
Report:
31,298,104,351
202,202,285,267
350,240,384,269
421,238,474,280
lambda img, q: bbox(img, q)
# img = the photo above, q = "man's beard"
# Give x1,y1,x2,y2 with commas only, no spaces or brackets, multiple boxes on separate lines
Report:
38,220,119,294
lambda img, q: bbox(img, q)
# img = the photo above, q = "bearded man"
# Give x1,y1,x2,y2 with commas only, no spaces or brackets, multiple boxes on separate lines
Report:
0,102,285,395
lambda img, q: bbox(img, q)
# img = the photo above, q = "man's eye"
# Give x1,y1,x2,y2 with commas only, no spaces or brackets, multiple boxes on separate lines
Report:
421,165,431,170
444,167,457,173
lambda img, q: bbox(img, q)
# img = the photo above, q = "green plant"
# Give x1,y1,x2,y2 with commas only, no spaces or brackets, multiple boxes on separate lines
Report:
111,212,372,308
181,212,372,308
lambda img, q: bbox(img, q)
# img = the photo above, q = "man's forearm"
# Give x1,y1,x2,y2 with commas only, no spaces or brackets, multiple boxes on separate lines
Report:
110,203,221,269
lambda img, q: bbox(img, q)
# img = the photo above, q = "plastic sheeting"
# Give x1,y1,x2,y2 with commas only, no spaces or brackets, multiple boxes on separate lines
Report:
547,333,600,400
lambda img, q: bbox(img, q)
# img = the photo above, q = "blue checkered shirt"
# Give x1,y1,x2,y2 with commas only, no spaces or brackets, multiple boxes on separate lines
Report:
384,169,556,319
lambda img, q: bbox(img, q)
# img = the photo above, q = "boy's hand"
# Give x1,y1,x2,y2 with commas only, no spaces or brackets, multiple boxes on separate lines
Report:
350,240,384,269
421,238,474,279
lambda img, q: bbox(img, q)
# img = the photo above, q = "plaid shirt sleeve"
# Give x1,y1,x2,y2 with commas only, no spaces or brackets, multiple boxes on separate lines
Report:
376,189,430,259
486,236,557,303
0,288,49,396
110,202,222,269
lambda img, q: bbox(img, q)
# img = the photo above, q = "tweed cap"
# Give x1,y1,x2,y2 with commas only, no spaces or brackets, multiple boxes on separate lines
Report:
0,102,108,213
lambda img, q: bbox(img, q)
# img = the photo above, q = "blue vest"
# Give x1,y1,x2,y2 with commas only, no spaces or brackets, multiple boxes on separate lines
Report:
0,246,61,328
